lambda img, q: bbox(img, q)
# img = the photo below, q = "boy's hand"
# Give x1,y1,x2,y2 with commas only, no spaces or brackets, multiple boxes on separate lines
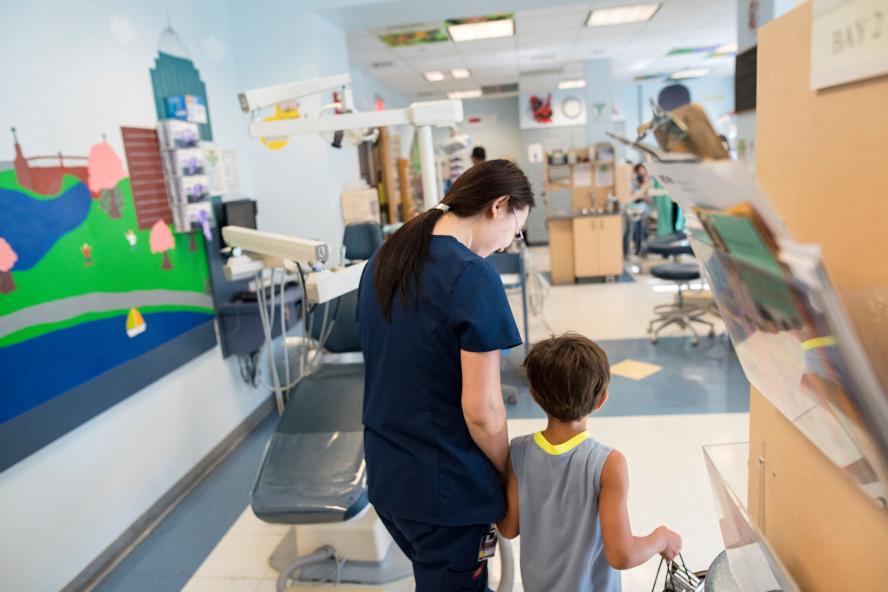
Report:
655,526,682,561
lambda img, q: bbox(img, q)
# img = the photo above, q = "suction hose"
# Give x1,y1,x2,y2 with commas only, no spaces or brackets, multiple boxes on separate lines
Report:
276,545,336,592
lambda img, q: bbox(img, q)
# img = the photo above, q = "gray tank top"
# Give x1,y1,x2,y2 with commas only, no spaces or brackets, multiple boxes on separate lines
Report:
510,432,620,592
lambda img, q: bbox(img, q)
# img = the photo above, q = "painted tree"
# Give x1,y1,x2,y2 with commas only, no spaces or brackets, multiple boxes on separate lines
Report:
0,237,18,293
88,141,127,219
99,186,125,219
149,219,175,270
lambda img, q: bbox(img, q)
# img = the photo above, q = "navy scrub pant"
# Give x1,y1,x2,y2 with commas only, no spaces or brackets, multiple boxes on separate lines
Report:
376,508,492,592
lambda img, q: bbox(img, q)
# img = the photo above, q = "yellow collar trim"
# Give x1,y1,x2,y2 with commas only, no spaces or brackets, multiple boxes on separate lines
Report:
533,431,590,455
802,336,836,351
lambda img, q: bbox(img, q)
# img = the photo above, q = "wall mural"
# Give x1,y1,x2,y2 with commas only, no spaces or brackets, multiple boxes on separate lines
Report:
0,23,218,471
0,129,214,427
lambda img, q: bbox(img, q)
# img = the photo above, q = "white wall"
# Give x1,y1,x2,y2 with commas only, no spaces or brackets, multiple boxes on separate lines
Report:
456,97,522,162
0,0,256,195
0,1,365,589
225,4,363,253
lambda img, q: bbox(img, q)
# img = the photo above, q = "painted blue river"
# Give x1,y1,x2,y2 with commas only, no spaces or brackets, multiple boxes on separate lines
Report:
0,310,213,424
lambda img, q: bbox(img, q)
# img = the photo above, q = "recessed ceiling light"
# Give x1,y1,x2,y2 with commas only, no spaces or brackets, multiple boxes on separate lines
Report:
447,89,483,100
586,3,661,27
451,68,471,79
423,70,445,82
670,68,709,80
447,17,515,42
558,79,586,90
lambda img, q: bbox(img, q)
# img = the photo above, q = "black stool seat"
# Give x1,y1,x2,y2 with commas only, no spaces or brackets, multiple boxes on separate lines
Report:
651,263,700,282
647,233,693,256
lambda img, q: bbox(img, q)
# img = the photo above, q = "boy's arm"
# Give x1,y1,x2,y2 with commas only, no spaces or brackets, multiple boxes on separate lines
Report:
496,455,520,539
598,450,682,569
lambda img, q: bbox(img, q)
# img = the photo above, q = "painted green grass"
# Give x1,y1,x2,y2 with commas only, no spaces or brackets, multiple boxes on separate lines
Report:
0,169,82,200
0,303,213,348
1,172,212,317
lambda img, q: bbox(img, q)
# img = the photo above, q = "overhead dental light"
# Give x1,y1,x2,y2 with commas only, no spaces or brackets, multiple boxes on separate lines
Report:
238,73,464,208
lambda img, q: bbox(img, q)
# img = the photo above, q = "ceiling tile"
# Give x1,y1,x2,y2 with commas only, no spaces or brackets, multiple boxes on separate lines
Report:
346,0,736,95
515,4,589,34
517,29,579,50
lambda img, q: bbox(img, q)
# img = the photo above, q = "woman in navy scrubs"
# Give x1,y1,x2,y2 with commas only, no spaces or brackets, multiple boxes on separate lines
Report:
358,159,534,591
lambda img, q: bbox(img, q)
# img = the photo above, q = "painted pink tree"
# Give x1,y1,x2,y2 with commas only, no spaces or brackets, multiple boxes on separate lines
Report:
149,219,175,270
0,237,18,293
87,140,127,218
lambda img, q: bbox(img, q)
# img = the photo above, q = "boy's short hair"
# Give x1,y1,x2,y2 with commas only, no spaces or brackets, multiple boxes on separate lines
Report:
523,333,610,422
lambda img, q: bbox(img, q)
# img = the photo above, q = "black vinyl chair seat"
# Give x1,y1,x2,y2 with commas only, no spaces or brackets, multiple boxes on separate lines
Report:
251,363,368,525
646,232,693,256
650,263,701,282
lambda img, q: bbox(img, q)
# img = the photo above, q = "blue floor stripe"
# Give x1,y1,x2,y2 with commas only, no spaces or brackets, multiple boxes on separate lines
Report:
503,336,749,419
94,410,277,592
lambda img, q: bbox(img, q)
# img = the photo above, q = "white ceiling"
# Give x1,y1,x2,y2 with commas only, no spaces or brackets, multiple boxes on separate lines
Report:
344,0,736,98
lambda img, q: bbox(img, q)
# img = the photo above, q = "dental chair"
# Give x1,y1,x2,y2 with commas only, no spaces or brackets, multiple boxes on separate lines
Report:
251,288,515,591
251,289,409,589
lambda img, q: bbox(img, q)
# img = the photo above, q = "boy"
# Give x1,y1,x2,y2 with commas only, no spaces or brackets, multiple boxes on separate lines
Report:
497,333,682,591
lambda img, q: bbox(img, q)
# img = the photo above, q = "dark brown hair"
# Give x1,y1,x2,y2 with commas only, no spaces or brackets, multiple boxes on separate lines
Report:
523,333,610,421
373,159,534,321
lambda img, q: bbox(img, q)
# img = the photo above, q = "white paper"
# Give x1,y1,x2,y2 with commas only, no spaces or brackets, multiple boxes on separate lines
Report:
527,143,544,164
595,164,614,187
646,160,788,238
811,0,888,90
221,150,240,197
572,164,593,187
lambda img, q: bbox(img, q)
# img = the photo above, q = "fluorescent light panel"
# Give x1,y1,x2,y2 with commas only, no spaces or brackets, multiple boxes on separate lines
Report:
671,68,709,79
447,89,482,100
448,18,514,42
586,3,661,27
423,70,445,82
451,68,471,79
558,79,586,89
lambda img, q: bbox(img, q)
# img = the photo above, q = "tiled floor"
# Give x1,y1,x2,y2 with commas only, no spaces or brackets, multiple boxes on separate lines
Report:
101,247,751,591
182,413,747,592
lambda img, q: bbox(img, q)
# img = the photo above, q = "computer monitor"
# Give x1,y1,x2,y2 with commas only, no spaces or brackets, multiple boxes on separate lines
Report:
223,199,258,230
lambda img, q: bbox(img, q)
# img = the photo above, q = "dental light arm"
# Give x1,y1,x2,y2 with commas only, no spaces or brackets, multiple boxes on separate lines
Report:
238,74,464,208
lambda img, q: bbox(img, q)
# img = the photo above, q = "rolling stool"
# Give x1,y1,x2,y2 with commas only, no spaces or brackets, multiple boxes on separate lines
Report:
645,233,714,345
646,232,691,260
648,263,715,345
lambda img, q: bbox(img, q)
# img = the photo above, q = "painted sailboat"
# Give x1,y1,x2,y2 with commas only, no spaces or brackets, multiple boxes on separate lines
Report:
126,307,147,337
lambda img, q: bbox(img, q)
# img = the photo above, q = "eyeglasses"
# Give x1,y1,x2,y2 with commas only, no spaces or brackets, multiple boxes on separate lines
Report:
511,207,524,242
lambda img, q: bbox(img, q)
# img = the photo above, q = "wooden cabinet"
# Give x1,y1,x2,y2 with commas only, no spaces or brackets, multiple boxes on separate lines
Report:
543,145,617,214
547,214,623,284
572,215,622,279
547,219,575,285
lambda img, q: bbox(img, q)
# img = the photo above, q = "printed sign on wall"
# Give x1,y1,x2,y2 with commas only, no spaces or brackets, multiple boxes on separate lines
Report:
811,0,888,90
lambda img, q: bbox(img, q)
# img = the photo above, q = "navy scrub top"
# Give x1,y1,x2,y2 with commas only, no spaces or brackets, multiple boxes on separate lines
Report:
357,235,522,526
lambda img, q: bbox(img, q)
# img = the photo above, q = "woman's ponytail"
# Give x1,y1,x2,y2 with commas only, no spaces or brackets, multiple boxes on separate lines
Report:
373,159,534,321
